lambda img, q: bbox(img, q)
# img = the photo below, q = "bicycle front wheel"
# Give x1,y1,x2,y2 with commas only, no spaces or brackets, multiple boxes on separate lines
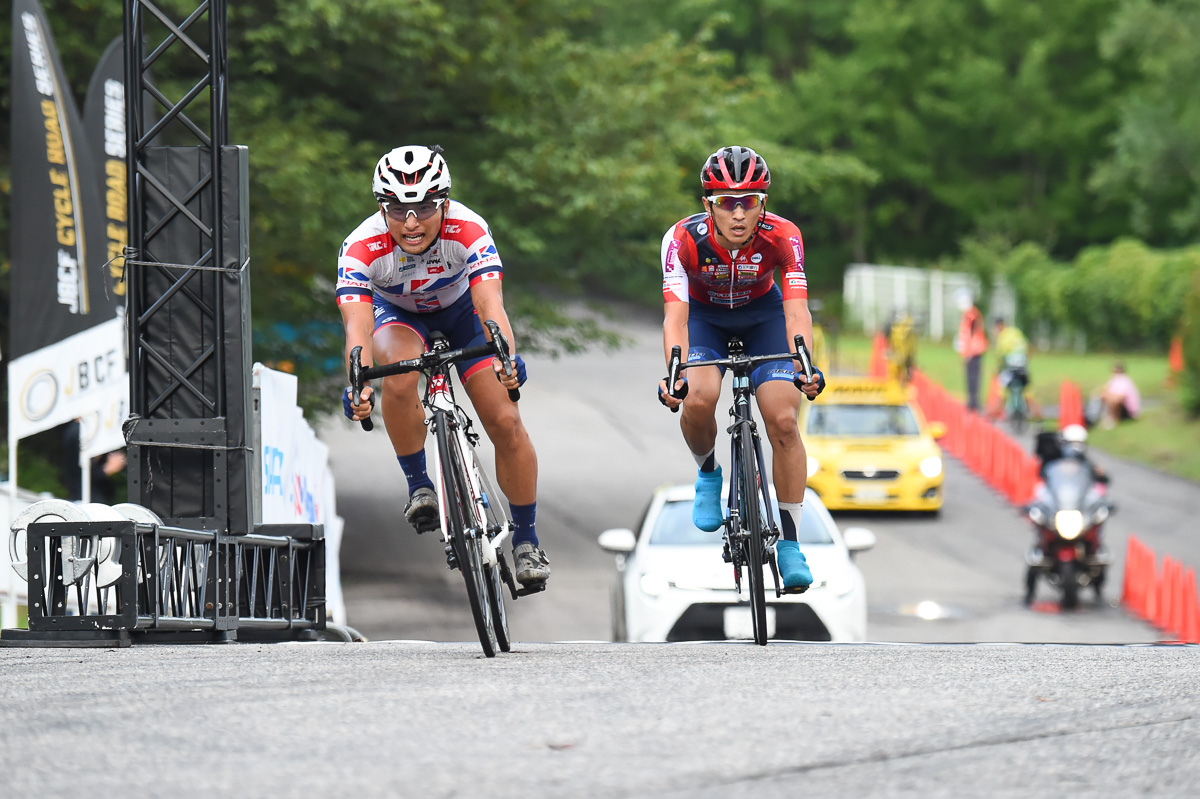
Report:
465,442,511,652
737,430,769,646
438,423,499,657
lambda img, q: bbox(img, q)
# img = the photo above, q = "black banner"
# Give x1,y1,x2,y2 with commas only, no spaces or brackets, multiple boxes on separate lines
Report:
9,0,117,360
83,35,129,307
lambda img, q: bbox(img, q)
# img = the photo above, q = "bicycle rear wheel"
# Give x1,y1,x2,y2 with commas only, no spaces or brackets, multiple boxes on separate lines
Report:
438,424,499,657
737,430,769,646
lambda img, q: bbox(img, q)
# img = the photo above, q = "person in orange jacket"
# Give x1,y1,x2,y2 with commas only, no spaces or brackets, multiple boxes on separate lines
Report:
954,289,988,412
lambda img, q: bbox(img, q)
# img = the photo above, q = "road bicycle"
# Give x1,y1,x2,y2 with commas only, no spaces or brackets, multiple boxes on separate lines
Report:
665,335,815,646
349,320,540,657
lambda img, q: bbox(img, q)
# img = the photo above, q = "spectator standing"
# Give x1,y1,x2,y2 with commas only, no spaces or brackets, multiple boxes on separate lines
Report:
955,290,988,411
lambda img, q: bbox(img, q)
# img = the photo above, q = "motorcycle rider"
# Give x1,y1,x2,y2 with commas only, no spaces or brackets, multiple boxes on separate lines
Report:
1029,424,1110,566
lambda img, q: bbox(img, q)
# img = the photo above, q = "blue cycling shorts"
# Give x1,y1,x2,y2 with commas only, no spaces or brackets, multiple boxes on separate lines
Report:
372,291,492,381
688,285,795,388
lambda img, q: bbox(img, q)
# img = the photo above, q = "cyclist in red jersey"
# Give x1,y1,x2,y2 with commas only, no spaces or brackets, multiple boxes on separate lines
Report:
657,146,825,590
339,145,549,587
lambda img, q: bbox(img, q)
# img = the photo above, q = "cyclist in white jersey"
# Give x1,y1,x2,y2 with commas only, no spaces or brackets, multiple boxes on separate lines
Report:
337,145,550,586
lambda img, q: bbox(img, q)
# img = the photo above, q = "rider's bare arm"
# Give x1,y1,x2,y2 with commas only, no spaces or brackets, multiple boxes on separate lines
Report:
340,302,376,415
470,280,522,390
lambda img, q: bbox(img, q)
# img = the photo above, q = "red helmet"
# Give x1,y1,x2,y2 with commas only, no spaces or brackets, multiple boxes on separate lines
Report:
700,146,771,193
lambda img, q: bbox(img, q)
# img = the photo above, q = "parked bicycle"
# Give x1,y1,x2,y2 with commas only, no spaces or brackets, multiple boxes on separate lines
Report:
349,320,540,657
665,335,816,646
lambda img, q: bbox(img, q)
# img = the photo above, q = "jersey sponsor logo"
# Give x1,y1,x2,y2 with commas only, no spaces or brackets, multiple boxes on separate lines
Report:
751,253,763,263
372,304,386,318
428,265,444,274
787,278,805,287
760,222,774,231
697,223,709,236
665,239,681,268
789,235,804,266
366,240,387,252
444,223,461,234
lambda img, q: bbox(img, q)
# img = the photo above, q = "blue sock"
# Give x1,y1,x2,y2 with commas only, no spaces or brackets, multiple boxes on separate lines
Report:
510,501,538,547
397,451,434,493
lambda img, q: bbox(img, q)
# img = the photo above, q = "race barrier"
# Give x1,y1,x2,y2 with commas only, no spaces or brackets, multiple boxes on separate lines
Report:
1121,535,1200,644
909,370,1039,506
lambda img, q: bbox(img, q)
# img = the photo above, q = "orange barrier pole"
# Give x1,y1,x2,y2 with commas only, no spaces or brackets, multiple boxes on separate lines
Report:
1182,568,1200,644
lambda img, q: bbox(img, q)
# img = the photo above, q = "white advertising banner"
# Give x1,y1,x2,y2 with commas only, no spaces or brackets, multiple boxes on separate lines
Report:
6,315,127,443
255,364,345,622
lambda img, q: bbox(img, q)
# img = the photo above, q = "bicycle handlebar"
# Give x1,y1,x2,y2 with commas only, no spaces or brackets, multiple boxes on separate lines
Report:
348,321,519,432
665,335,818,405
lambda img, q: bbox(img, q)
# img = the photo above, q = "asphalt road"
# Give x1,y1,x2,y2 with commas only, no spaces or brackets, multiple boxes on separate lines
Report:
3,641,1198,797
328,306,1195,646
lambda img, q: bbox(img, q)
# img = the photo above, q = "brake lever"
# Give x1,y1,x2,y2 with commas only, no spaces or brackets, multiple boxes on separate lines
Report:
483,319,520,402
348,345,374,431
794,334,817,402
666,345,687,413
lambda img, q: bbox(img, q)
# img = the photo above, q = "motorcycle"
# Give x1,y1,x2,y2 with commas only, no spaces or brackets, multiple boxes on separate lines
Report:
1023,448,1113,610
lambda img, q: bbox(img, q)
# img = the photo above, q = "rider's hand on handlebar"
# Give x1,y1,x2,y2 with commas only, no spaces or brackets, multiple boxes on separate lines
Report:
658,376,688,409
795,367,825,400
343,385,375,421
493,353,527,390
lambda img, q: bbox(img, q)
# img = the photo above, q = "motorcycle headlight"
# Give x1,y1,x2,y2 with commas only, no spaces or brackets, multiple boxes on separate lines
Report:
807,457,820,477
919,456,943,479
639,573,670,598
1055,510,1084,540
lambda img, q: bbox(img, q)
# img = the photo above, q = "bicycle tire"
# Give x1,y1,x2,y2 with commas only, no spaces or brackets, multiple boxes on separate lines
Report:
461,440,511,652
438,420,499,657
737,429,769,646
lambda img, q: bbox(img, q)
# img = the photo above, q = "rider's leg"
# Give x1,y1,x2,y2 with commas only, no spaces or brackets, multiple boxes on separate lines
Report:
464,367,549,585
756,378,813,589
680,365,724,531
373,323,439,532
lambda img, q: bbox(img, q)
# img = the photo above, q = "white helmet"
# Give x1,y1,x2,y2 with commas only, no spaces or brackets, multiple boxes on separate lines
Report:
372,145,451,203
1062,424,1087,444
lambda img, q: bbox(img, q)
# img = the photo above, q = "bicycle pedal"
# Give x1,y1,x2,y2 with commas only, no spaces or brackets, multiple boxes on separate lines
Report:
721,544,733,563
514,580,547,598
444,545,459,571
780,584,810,596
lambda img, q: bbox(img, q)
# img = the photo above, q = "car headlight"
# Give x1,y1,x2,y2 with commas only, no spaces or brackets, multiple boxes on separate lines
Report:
1055,510,1084,540
639,573,670,598
807,456,820,477
919,456,942,479
827,570,855,597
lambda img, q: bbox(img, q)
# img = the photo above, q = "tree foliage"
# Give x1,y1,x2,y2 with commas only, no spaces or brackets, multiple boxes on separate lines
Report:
2,0,1200,419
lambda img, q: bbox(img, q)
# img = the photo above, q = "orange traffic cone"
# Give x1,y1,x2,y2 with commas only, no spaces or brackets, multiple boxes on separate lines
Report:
868,333,888,378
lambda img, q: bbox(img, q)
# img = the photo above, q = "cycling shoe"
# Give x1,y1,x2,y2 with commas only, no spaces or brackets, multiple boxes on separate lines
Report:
692,466,724,532
776,540,813,592
404,486,439,534
513,543,551,585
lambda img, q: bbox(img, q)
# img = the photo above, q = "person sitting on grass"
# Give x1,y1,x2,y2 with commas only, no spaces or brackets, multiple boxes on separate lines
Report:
1096,361,1140,430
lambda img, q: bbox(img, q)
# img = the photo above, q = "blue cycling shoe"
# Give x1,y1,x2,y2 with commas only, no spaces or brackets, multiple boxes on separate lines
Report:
776,540,813,592
692,466,724,532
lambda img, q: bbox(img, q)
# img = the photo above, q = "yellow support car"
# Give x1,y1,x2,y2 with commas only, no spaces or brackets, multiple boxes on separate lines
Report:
799,377,946,513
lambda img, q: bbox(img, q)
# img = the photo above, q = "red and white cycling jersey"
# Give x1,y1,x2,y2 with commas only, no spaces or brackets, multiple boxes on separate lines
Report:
335,200,503,313
661,211,807,308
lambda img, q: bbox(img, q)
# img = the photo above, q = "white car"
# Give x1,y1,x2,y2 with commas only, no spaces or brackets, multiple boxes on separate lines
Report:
597,485,875,642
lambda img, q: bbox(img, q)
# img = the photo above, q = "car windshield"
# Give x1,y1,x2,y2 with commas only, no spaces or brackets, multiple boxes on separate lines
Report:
649,500,835,546
806,404,921,437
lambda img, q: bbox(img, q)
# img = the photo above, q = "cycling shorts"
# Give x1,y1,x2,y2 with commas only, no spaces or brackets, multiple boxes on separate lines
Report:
687,285,794,388
373,291,492,382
